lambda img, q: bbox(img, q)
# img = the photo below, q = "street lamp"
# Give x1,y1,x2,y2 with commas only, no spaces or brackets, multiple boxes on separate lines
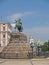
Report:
30,42,33,58
37,43,42,56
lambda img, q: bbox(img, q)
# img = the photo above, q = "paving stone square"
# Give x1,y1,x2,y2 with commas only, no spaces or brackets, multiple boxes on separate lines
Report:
0,59,49,65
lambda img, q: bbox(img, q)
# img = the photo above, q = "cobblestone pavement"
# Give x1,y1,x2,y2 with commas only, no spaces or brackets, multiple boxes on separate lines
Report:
31,59,49,65
0,59,49,65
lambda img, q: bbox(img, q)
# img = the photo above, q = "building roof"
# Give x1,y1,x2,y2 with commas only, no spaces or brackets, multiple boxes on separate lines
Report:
0,21,10,25
0,21,11,27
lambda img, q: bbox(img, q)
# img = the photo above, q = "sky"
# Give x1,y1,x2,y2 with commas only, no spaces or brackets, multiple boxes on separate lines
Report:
0,0,49,41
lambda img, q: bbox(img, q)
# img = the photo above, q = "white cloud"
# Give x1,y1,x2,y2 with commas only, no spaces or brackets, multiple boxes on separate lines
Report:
7,11,38,27
7,11,49,23
7,11,38,22
8,13,23,22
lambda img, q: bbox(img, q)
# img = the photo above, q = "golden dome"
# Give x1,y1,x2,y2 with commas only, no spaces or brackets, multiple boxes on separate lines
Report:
29,34,33,39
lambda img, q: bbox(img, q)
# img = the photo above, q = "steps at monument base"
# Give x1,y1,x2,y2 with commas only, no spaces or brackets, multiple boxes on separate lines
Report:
3,43,32,53
1,38,33,59
1,52,31,59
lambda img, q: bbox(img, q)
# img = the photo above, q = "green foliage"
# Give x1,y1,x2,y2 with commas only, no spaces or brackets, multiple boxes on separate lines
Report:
41,41,49,52
15,19,23,32
47,40,49,50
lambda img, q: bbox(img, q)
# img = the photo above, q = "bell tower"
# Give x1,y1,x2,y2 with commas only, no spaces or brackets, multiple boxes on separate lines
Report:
29,34,34,44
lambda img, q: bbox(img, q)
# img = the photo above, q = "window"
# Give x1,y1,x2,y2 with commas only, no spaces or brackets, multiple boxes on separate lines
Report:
3,24,5,25
0,44,1,47
3,27,5,31
3,34,5,38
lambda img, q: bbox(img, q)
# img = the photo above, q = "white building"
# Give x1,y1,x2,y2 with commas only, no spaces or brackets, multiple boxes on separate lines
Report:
0,22,11,46
36,38,44,46
29,34,34,45
29,34,37,56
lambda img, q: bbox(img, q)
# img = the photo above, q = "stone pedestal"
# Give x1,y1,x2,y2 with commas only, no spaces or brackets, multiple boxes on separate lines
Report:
1,32,33,59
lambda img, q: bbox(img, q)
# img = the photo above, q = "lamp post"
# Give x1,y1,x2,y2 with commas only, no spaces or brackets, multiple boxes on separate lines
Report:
37,44,40,56
37,44,42,56
30,42,33,58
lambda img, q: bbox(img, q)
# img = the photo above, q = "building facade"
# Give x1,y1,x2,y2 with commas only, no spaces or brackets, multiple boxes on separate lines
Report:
0,22,11,46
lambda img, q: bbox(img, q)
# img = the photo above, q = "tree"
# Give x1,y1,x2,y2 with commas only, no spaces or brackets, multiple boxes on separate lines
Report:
41,41,49,52
15,19,23,32
47,40,49,51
